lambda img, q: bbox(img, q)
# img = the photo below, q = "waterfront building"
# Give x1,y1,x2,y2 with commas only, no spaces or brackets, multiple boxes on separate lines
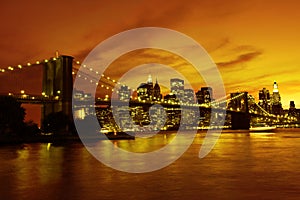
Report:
96,107,118,131
112,105,133,131
148,105,166,130
164,107,181,130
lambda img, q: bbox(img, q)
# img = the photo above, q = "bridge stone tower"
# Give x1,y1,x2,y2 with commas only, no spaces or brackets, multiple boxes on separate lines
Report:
41,55,73,129
229,92,250,130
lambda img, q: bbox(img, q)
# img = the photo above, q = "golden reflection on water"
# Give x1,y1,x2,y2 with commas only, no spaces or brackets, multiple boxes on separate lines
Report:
1,130,300,199
249,132,276,138
112,133,177,153
14,144,64,189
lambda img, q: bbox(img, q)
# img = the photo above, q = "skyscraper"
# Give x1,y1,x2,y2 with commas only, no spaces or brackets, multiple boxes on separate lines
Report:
271,81,283,115
196,87,213,104
170,78,184,101
288,101,299,119
146,74,153,97
258,88,271,112
137,75,161,101
184,89,195,103
153,79,162,100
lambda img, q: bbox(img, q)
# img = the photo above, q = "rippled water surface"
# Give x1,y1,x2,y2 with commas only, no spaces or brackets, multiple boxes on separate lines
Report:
1,129,300,200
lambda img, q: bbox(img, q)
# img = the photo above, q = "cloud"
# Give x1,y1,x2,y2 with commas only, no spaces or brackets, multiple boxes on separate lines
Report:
208,38,230,53
232,45,259,52
216,51,262,68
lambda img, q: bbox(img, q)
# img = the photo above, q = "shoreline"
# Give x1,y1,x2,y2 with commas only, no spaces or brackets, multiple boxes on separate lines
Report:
0,132,135,145
1,127,299,145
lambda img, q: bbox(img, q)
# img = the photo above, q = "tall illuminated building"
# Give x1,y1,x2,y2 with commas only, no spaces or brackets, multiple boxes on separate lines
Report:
184,89,195,103
146,74,153,97
271,81,283,115
137,75,161,101
170,78,184,101
153,79,162,101
258,88,271,113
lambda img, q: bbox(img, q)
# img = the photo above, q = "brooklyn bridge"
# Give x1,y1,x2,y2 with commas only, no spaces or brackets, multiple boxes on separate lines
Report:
0,54,297,132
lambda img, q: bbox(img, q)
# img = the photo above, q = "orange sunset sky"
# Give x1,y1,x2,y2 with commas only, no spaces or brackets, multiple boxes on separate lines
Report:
1,0,300,122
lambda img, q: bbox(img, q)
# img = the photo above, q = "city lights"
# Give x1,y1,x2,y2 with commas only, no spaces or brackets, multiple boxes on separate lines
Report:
0,55,298,131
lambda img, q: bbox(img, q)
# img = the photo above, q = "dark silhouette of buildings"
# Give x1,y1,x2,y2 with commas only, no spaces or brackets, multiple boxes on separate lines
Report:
196,87,213,104
164,93,178,103
153,79,162,100
288,101,300,119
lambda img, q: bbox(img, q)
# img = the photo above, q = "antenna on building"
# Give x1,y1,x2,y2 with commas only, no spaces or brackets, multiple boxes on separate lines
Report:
55,50,59,58
273,80,279,93
147,74,153,84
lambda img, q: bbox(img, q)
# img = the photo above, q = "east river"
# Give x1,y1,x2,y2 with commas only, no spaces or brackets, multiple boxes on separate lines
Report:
1,129,300,199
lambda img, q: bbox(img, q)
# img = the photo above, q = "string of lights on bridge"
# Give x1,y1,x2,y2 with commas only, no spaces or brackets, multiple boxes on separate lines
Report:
73,60,251,108
72,60,129,93
0,57,268,105
0,57,254,104
0,57,120,93
0,56,291,120
0,57,58,73
72,60,277,116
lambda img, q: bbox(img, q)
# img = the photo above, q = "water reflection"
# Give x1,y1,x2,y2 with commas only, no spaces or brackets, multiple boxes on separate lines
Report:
113,133,176,153
0,129,300,199
250,132,276,138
